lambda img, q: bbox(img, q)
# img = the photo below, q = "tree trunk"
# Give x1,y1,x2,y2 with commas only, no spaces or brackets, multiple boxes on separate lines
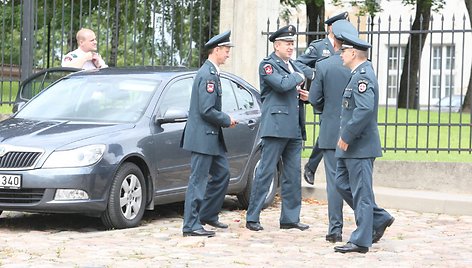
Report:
305,0,325,45
397,0,431,109
198,0,220,66
109,0,120,67
463,0,472,112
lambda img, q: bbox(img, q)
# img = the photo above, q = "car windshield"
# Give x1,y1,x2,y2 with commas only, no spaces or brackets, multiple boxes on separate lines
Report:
15,74,160,123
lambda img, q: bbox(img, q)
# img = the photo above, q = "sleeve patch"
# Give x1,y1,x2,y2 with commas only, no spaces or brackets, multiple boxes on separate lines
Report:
63,56,73,62
263,64,273,75
304,47,312,55
206,81,215,93
358,80,368,93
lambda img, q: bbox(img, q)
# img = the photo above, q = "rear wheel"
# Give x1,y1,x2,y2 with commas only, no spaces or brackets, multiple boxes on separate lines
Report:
101,162,146,229
237,149,279,209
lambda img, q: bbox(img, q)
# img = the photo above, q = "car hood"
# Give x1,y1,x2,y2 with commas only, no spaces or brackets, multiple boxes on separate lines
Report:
0,118,134,149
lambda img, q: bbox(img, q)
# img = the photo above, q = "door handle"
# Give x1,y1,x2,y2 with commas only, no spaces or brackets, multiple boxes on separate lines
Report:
247,119,256,128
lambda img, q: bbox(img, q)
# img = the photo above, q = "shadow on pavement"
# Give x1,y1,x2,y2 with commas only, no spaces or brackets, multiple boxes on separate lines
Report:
0,196,245,232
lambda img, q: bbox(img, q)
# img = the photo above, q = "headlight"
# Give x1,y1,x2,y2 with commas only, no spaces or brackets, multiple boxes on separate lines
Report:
43,144,106,168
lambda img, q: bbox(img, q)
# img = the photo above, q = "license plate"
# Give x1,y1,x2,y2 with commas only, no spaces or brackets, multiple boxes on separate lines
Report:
0,174,22,189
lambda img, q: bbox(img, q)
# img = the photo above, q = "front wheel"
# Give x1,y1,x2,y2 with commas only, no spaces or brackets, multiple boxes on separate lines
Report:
237,149,279,209
101,162,146,229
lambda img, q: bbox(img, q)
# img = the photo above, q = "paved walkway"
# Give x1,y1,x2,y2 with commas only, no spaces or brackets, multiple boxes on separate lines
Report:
1,197,472,267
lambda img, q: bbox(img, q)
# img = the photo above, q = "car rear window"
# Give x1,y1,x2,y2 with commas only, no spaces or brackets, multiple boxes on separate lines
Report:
15,75,161,123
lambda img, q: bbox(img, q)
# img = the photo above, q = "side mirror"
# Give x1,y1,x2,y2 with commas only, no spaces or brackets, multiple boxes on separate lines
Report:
12,102,26,113
155,108,188,124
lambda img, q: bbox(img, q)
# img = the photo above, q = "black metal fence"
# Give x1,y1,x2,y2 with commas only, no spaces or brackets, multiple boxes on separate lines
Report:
1,0,471,153
1,0,218,104
265,15,472,153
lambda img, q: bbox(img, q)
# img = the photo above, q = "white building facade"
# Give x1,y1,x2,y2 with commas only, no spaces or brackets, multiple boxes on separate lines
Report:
290,0,472,107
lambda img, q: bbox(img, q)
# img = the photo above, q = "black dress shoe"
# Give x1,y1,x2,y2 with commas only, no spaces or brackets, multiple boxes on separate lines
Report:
201,220,228,229
183,228,215,237
246,221,264,231
372,216,395,243
303,164,315,185
280,222,310,231
325,233,342,243
334,242,369,254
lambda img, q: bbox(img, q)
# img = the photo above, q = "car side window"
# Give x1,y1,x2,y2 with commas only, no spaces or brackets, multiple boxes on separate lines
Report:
222,78,254,111
158,77,193,116
221,78,238,113
233,83,254,111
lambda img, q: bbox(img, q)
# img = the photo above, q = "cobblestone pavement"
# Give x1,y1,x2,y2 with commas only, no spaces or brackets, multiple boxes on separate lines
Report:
1,197,472,268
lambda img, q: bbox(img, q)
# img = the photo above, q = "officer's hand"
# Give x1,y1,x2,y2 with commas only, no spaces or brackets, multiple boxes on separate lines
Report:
91,53,103,68
298,89,309,101
337,137,349,151
229,117,238,128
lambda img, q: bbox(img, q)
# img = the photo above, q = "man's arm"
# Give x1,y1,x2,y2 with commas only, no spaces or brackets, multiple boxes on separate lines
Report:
62,51,93,68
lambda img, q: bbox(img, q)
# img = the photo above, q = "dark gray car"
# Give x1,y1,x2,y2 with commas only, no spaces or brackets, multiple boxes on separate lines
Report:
0,67,279,229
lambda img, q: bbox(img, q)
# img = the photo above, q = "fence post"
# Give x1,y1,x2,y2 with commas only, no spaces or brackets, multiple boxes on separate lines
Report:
20,0,34,82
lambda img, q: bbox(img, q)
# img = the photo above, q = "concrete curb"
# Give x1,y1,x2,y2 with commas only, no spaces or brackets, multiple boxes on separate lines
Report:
302,183,472,216
301,158,472,216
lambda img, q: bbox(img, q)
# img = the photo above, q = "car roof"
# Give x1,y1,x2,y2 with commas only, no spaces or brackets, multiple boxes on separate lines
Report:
63,66,259,96
69,66,199,78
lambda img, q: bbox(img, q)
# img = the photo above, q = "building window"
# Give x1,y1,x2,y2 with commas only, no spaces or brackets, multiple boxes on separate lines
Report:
432,75,441,99
431,45,455,99
387,74,397,98
387,46,404,99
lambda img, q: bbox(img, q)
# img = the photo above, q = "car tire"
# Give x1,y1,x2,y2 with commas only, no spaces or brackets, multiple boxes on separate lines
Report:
101,162,146,229
237,149,279,209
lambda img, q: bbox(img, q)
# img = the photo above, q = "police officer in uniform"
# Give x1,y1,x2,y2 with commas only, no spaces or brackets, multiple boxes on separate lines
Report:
181,31,238,237
62,28,108,70
309,20,358,243
333,33,395,253
246,25,310,232
295,11,349,185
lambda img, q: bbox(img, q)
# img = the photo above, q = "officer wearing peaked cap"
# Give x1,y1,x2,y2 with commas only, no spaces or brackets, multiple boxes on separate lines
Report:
268,24,297,42
181,30,237,237
204,30,234,49
245,24,310,232
308,19,358,244
296,11,349,69
333,32,395,253
295,11,349,187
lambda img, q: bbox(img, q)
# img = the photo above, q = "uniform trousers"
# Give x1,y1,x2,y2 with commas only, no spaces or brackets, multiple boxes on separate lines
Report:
182,143,230,232
306,138,323,172
335,157,392,247
246,137,302,224
322,149,344,235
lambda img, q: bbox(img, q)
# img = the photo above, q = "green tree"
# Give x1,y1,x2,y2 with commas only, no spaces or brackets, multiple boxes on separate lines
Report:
0,0,218,70
0,2,22,66
397,0,445,109
281,0,326,44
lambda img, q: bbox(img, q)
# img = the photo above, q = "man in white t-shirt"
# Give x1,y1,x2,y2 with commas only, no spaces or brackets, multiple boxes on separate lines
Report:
62,28,108,70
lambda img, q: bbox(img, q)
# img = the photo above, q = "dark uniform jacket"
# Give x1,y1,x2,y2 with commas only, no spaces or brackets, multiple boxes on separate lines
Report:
296,37,334,68
181,60,231,155
259,52,307,140
335,61,382,159
309,52,351,149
